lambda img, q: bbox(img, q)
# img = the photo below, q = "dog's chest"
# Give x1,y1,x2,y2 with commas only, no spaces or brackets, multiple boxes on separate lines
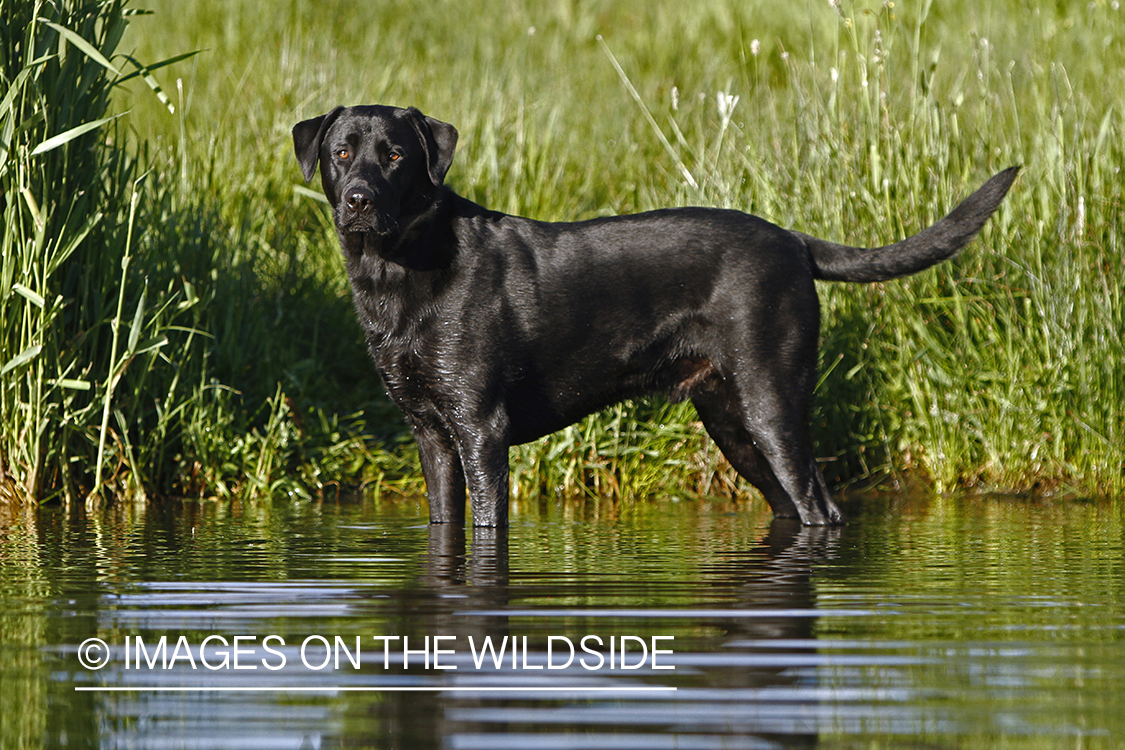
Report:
348,283,454,411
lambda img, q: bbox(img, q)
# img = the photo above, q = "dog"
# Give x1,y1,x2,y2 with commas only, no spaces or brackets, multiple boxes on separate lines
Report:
293,104,1018,527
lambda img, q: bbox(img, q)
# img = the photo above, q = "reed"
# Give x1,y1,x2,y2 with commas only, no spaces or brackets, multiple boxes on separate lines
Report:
0,0,192,506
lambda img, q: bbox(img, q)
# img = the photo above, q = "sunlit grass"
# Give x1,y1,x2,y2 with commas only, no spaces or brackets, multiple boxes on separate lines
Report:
2,0,1122,506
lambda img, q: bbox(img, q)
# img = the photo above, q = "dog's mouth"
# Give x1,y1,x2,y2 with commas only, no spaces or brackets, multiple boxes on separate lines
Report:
338,210,398,237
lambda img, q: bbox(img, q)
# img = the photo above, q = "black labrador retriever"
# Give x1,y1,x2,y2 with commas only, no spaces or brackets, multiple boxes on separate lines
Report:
293,104,1018,527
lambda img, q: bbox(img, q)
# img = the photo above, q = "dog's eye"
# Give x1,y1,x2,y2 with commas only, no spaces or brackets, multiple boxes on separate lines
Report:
388,152,402,162
335,148,350,160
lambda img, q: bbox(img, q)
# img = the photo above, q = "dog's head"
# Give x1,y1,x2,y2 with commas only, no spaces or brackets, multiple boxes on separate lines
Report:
293,105,458,241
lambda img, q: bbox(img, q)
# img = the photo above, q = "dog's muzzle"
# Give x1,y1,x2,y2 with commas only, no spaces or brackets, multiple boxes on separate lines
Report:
339,184,397,236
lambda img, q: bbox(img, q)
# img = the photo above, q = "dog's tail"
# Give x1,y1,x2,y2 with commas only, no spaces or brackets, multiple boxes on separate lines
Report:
798,166,1019,283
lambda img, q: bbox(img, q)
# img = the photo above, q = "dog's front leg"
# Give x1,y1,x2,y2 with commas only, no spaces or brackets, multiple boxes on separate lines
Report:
458,427,512,528
415,427,467,525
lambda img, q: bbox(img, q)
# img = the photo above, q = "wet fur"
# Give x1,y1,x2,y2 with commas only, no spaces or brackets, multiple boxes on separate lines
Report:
293,104,1018,527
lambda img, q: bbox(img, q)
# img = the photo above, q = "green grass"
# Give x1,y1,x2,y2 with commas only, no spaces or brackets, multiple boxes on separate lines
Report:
2,0,1122,506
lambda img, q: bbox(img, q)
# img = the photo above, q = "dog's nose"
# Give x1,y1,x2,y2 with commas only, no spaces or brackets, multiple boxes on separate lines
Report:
345,186,375,213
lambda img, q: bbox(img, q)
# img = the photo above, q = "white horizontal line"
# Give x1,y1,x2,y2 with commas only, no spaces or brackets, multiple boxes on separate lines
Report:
75,686,677,693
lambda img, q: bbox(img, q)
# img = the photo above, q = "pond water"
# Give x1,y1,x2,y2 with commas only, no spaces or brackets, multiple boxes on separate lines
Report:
2,490,1123,749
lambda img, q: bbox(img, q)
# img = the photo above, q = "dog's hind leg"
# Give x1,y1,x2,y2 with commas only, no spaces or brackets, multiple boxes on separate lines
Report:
693,386,844,526
750,429,844,526
693,391,802,519
741,399,844,526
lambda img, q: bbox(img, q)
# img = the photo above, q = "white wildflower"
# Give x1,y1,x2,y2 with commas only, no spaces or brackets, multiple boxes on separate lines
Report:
716,91,740,127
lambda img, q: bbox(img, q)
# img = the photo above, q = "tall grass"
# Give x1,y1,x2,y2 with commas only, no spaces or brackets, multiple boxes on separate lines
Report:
3,0,1121,507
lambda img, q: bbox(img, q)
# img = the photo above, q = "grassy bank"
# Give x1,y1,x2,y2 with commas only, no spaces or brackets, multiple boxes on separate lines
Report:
2,0,1122,507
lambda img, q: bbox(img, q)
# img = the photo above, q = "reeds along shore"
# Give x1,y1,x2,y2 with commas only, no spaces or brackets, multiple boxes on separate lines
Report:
1,0,1122,506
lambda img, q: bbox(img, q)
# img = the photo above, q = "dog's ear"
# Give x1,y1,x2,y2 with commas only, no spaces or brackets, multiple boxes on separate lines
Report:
407,108,459,186
292,107,345,183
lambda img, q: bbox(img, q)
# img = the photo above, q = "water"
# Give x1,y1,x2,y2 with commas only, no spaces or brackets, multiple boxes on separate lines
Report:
2,491,1123,748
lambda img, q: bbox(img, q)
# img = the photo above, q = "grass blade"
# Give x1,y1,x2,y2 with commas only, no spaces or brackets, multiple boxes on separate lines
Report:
596,35,699,191
39,20,123,76
1,345,42,377
30,113,125,156
127,282,147,355
12,284,45,309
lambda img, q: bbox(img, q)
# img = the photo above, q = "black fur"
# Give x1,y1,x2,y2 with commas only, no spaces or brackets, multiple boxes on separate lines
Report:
293,104,1019,527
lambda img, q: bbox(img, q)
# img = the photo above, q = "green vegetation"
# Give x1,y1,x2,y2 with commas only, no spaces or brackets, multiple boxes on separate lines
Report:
1,0,199,506
2,0,1122,507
